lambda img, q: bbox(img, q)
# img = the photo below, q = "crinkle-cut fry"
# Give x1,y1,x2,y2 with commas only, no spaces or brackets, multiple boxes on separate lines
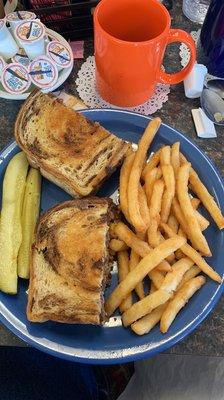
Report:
118,251,133,313
131,303,167,335
161,165,175,223
129,250,145,300
148,179,164,247
128,118,161,233
177,265,201,290
114,222,151,258
160,223,222,283
160,145,171,165
105,236,186,316
160,276,206,333
109,239,128,252
138,184,150,228
180,154,224,230
191,197,201,209
145,167,159,207
122,289,171,327
141,150,161,181
171,142,180,177
177,163,211,256
148,270,165,289
119,151,135,223
167,213,179,234
160,257,194,293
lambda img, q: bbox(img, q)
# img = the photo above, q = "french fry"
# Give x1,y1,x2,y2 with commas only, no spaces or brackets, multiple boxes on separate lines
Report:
138,184,150,227
122,288,172,327
160,223,221,283
177,163,211,256
160,257,194,293
150,282,157,294
191,198,201,209
172,197,190,237
109,223,118,238
160,145,171,165
141,150,161,181
157,231,176,264
148,270,165,289
109,239,128,252
160,276,206,333
167,213,179,234
180,154,224,229
144,167,159,206
131,303,167,335
177,265,201,289
0,152,28,293
171,142,180,177
175,228,186,260
119,152,135,223
105,236,186,316
155,259,172,272
161,164,175,223
129,250,145,299
148,179,164,247
194,210,210,231
114,222,151,258
128,118,161,232
118,251,132,313
18,168,41,279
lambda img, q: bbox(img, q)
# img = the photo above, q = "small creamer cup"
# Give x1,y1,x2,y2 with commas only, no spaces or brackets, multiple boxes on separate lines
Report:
29,55,58,89
16,20,46,60
0,19,19,59
184,63,208,99
1,62,31,94
46,40,73,71
12,48,30,68
6,11,36,30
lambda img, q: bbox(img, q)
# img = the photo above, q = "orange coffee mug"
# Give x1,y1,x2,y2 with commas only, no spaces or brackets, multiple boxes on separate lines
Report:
94,0,196,107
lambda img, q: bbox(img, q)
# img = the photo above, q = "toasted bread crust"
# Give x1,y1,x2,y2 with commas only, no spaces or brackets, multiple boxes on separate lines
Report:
27,197,116,324
15,90,129,197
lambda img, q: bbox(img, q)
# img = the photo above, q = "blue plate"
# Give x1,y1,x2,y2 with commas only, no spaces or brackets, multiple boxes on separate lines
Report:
0,109,223,364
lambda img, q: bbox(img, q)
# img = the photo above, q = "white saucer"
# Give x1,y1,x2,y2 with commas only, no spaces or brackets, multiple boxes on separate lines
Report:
0,28,74,100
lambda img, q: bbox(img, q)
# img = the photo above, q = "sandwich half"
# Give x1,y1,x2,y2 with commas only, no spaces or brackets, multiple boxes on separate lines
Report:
15,90,129,197
27,197,117,324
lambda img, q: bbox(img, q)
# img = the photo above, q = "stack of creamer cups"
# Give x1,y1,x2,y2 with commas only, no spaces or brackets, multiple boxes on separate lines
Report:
0,11,73,95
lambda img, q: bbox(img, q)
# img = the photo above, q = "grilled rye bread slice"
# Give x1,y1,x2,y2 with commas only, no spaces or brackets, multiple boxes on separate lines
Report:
15,90,129,197
27,197,117,324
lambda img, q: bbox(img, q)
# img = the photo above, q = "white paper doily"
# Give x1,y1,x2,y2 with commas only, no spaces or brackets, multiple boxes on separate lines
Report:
75,56,170,115
179,30,216,83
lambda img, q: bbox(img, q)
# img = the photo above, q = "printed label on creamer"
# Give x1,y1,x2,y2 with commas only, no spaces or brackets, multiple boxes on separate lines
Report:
12,48,30,67
47,41,72,68
2,63,31,94
29,56,58,88
16,21,45,42
6,11,36,21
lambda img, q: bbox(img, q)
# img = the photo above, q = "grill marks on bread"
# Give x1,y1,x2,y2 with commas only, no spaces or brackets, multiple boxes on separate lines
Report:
15,91,129,197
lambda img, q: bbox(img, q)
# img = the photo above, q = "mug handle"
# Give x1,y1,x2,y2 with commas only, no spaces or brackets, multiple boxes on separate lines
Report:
157,29,196,84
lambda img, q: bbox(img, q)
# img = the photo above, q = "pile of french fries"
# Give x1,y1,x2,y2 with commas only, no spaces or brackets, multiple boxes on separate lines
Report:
106,117,224,335
0,152,41,294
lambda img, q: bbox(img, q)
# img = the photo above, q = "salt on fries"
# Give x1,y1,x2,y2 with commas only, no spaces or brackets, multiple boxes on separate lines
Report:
106,119,223,337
